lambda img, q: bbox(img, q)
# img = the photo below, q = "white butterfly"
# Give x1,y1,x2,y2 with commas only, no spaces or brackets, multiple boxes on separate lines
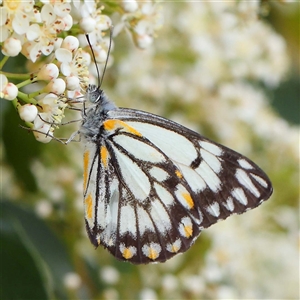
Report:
79,84,273,264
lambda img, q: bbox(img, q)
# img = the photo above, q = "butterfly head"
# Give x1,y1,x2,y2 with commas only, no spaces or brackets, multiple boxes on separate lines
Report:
86,84,102,104
85,84,117,113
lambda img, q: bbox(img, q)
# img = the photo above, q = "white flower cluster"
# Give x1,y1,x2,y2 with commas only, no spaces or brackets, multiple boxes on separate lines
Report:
0,0,163,142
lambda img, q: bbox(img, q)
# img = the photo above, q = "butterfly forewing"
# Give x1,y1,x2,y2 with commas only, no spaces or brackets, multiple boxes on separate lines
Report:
82,106,272,264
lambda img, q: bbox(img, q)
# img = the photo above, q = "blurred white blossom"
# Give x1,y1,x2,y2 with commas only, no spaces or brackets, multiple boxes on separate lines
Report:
63,272,82,290
100,266,120,285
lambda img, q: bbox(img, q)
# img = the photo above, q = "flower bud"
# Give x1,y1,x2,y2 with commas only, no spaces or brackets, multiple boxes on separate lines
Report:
66,76,80,91
37,63,59,81
136,34,153,49
1,82,18,100
1,37,22,57
44,78,66,94
33,123,53,143
61,36,79,52
80,17,96,33
18,104,38,122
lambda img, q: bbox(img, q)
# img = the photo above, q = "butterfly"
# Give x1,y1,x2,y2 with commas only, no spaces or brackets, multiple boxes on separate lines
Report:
79,83,273,264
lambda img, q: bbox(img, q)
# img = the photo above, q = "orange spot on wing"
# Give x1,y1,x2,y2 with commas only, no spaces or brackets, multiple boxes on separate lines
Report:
184,225,193,237
103,120,142,136
122,248,133,259
171,244,179,253
83,151,90,191
100,146,108,168
175,170,183,178
182,192,194,208
85,194,93,220
96,236,101,245
148,247,159,260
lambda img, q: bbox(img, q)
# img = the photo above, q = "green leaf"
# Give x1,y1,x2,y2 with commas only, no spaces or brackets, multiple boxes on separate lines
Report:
0,201,75,300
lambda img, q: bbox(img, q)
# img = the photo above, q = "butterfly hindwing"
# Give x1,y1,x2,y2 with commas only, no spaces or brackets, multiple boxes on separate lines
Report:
83,107,272,264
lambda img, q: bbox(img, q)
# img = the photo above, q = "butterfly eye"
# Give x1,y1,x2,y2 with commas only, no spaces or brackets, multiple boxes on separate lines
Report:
86,84,101,103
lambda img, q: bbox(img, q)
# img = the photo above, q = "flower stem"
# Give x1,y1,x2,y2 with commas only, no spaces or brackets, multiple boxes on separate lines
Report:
17,90,38,105
0,56,9,69
1,71,31,80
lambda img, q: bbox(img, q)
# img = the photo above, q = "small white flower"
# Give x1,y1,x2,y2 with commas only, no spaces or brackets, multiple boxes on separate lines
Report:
1,37,22,56
80,16,96,33
35,199,53,218
18,104,38,122
37,63,59,81
95,14,112,32
61,36,79,52
122,0,138,13
51,1,71,18
34,93,67,132
65,76,80,91
0,0,34,40
57,48,90,91
44,78,66,94
0,76,18,100
161,274,178,291
100,266,120,285
25,4,65,62
93,44,108,63
33,123,53,143
63,272,82,290
139,288,157,300
181,275,204,295
116,2,163,49
136,34,153,49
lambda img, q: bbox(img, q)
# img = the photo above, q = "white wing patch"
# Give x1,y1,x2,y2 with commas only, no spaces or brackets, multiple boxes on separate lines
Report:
119,205,137,237
206,202,221,217
149,166,169,182
166,239,182,253
223,197,235,212
150,199,172,234
126,121,198,165
113,134,165,163
231,188,248,206
200,148,222,173
112,144,151,201
196,161,222,192
199,140,223,156
238,158,253,169
235,168,260,197
154,183,175,207
176,163,206,193
137,207,155,235
250,173,269,188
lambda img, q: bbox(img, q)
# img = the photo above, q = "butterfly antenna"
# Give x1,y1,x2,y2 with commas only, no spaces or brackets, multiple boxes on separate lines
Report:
85,26,113,88
85,34,101,87
100,26,113,87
